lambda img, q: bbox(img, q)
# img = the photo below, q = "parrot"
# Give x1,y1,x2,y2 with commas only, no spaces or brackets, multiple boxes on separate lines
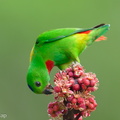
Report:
27,23,110,94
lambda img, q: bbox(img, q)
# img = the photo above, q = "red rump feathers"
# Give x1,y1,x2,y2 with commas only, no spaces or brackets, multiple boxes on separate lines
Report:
78,30,92,34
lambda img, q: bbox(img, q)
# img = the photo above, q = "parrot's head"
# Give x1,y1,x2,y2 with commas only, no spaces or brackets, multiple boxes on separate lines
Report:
82,24,110,45
27,69,53,94
27,54,53,95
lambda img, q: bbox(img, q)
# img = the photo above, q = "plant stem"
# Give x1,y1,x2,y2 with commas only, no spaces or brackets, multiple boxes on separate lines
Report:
63,109,81,120
63,109,74,120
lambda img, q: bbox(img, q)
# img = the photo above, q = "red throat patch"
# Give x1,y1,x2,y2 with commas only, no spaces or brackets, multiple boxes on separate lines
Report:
78,30,92,34
45,60,54,73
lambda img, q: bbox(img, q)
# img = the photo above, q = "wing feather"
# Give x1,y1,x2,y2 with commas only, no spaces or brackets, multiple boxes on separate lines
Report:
36,28,93,45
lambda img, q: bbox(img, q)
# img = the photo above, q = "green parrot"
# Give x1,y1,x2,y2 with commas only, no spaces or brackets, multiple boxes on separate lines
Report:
27,24,110,94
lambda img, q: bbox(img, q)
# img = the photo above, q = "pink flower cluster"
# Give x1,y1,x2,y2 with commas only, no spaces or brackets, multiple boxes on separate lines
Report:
48,62,99,120
48,101,67,118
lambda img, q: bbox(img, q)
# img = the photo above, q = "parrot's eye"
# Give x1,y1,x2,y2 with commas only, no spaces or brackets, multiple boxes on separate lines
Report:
36,41,39,44
35,81,41,87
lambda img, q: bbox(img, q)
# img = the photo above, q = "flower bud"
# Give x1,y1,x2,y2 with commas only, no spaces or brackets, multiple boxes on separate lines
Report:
90,80,96,87
69,79,75,85
78,116,83,120
48,108,53,114
72,84,80,91
68,72,74,77
82,78,90,86
72,98,77,104
54,86,61,93
53,104,59,111
88,103,95,109
77,97,84,104
81,84,87,90
67,95,74,102
78,78,83,84
66,68,72,72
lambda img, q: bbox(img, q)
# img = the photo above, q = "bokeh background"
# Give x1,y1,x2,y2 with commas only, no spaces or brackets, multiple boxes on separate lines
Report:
0,0,119,120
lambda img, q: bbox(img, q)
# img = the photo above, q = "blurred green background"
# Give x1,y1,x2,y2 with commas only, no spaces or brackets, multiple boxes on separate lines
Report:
0,0,119,120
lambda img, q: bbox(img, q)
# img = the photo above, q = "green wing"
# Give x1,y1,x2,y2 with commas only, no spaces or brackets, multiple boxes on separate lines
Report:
36,28,93,45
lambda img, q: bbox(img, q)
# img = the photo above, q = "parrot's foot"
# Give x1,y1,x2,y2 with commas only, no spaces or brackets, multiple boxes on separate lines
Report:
43,84,53,95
